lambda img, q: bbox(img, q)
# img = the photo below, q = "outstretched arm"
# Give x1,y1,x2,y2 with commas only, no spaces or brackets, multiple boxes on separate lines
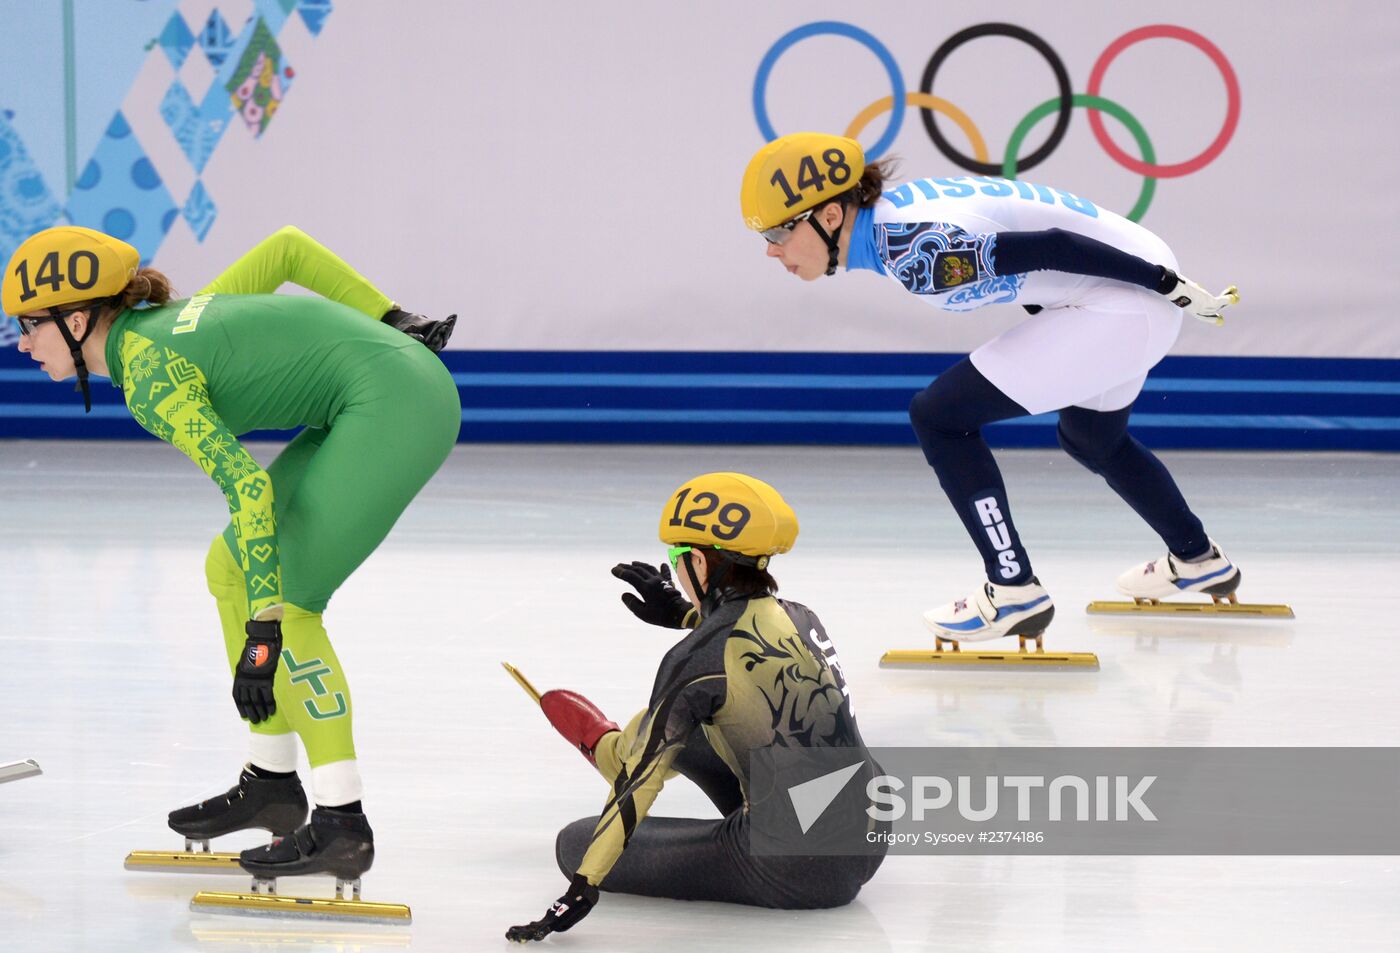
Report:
877,221,1237,323
998,229,1238,323
506,665,724,942
198,225,394,318
995,228,1172,291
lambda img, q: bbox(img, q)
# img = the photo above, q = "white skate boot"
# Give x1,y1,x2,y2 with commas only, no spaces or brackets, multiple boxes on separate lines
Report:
1116,539,1240,604
922,578,1055,648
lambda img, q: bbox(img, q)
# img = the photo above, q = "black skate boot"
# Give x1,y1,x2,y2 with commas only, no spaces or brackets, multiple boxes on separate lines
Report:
168,766,308,850
239,807,375,898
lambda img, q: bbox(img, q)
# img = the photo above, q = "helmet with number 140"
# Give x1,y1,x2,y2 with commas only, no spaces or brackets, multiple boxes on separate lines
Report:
2,226,139,317
659,472,799,570
3,226,141,414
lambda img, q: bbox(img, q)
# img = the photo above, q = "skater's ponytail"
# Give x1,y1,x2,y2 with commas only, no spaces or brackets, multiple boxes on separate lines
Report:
120,268,175,309
91,268,177,330
849,157,899,209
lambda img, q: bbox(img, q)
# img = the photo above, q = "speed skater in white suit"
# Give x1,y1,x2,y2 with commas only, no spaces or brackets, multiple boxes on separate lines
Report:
741,133,1242,645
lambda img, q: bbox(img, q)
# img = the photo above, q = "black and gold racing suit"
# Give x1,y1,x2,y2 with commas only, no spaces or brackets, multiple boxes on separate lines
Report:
555,588,885,908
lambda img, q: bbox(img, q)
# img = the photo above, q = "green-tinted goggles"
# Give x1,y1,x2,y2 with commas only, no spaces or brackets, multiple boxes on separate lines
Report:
667,545,693,571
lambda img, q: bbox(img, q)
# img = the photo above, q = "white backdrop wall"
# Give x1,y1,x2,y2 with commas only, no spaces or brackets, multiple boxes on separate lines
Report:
3,1,1397,358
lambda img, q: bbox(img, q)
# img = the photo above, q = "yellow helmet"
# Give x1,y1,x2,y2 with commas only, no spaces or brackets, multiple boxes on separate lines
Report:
2,226,139,317
740,132,865,232
659,472,799,569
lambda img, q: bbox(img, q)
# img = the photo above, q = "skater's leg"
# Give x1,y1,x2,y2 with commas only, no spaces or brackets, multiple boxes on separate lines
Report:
908,358,1034,585
231,350,457,809
177,539,307,839
1056,406,1209,560
271,349,459,615
206,536,295,751
273,604,359,806
554,812,870,909
216,426,330,568
211,427,332,767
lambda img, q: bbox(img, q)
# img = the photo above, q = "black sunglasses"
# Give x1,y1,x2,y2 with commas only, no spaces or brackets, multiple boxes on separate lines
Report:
13,306,86,336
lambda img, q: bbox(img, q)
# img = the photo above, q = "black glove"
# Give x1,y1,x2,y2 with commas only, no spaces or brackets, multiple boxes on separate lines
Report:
233,619,282,723
381,307,457,352
505,874,598,943
611,561,694,628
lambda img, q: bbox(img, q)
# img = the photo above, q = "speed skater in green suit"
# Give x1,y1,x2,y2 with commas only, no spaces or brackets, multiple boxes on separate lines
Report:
3,224,462,883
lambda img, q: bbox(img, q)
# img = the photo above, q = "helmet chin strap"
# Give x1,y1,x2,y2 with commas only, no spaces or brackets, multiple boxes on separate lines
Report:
805,202,845,277
50,308,98,413
681,552,739,617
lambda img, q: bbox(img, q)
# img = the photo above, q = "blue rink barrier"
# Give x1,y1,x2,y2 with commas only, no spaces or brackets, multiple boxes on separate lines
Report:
2,350,1398,450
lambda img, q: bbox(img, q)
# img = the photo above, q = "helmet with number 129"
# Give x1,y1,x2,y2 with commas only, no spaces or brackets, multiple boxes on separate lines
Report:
659,472,798,570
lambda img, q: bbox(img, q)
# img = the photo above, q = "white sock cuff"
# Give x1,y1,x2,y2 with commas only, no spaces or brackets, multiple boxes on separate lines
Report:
311,759,364,807
247,733,298,774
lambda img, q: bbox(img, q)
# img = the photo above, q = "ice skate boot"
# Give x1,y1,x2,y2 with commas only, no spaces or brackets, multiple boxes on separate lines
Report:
1116,539,1240,604
1088,539,1293,617
882,578,1096,668
168,766,309,844
239,807,375,891
191,809,409,924
126,766,307,874
922,578,1055,648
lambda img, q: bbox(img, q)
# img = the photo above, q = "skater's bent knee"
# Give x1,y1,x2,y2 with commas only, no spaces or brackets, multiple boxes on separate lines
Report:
908,387,944,432
554,816,597,877
908,386,971,443
1056,421,1123,468
204,536,241,596
787,879,864,910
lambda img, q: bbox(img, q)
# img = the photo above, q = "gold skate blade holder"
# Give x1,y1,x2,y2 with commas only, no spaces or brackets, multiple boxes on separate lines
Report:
125,840,245,873
1087,593,1295,618
881,634,1099,670
190,878,412,925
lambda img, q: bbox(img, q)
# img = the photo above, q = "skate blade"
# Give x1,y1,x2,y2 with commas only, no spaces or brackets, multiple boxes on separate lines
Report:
125,850,245,873
501,661,543,705
0,759,42,785
190,889,412,925
880,649,1099,670
188,922,412,946
1086,600,1295,618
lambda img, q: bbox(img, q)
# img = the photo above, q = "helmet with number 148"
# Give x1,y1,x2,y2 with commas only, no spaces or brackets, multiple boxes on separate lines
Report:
741,132,893,278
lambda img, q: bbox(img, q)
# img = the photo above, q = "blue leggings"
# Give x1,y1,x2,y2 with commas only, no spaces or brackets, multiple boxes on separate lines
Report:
909,359,1209,585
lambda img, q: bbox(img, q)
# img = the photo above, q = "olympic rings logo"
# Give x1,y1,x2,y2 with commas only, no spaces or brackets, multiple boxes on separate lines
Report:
752,21,1240,222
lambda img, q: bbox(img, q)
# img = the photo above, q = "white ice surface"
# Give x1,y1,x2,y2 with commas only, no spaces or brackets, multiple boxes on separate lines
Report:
1,442,1396,952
